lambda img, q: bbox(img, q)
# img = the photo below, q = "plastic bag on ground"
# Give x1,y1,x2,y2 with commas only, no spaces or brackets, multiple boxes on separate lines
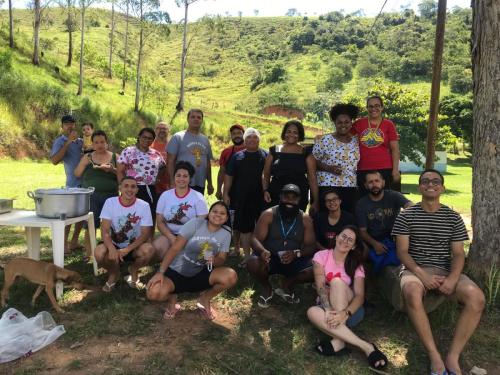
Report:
0,308,65,363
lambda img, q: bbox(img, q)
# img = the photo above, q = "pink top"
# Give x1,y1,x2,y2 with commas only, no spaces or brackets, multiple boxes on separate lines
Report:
118,146,166,186
313,249,365,286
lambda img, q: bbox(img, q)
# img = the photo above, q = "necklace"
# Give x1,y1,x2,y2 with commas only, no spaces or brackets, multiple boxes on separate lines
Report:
279,211,297,248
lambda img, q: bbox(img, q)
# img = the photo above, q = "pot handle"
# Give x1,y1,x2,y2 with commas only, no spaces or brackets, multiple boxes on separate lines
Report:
88,186,95,193
27,191,42,203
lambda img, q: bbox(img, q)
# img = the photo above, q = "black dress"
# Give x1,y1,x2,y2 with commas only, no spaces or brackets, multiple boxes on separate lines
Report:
268,145,310,211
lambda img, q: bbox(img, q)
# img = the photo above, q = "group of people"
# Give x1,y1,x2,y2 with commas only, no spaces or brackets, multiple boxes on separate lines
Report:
49,102,485,375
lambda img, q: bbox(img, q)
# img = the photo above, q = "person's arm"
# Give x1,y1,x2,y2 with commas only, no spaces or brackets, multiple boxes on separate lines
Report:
101,219,118,262
167,152,176,184
119,226,152,259
222,174,233,206
359,227,387,254
306,154,319,213
315,159,341,175
50,132,78,165
206,155,214,195
313,261,330,310
116,162,126,183
251,210,273,263
157,234,189,273
396,234,443,290
216,165,225,200
74,154,90,178
331,276,365,328
438,241,465,295
156,214,176,244
389,140,400,183
262,153,273,203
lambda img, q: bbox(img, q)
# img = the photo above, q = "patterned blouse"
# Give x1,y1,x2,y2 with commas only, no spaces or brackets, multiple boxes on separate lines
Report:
118,146,166,186
312,134,360,187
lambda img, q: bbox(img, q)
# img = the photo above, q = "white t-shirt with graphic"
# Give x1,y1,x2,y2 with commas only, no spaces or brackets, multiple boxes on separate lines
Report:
156,188,209,235
100,196,153,249
169,218,231,277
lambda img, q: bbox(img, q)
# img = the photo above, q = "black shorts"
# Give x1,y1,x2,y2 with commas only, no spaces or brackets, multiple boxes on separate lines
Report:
120,248,137,263
164,267,211,294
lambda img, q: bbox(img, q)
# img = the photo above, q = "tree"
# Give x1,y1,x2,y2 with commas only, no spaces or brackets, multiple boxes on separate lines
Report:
468,0,500,276
285,8,298,17
8,0,14,48
32,0,42,65
120,0,131,92
108,0,116,78
175,0,201,112
58,0,77,67
76,0,97,95
418,0,437,20
131,0,170,111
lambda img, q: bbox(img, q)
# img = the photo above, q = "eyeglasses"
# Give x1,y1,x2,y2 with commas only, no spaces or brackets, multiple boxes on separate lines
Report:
420,178,442,186
368,104,382,109
340,233,355,244
325,198,340,203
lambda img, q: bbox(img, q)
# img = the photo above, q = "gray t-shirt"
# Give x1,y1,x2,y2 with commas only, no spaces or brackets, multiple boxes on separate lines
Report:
50,135,83,187
169,217,231,277
167,130,213,188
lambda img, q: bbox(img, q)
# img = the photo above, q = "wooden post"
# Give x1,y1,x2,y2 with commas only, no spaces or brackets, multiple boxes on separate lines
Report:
425,0,447,169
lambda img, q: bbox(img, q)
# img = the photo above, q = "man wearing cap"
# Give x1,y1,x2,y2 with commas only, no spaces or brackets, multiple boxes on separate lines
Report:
151,121,170,195
50,114,84,252
223,128,267,267
247,184,316,308
167,109,214,195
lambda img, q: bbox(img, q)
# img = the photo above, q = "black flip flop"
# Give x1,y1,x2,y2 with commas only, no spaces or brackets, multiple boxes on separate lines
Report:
314,340,351,356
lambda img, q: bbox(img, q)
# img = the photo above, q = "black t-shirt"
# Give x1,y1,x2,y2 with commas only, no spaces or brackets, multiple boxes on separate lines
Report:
313,211,356,249
355,190,410,240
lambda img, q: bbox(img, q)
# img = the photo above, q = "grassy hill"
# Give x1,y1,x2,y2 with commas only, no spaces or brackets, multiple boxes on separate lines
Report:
0,7,472,158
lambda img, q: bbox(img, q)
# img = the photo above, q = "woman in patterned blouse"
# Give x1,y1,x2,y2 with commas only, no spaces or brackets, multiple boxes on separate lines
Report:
312,104,360,214
117,127,166,228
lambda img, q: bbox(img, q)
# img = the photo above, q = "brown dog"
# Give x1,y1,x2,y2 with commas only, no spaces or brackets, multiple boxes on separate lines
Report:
1,258,84,313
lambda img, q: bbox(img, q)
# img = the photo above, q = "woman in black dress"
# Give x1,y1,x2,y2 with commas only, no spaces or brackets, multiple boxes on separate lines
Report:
263,120,319,213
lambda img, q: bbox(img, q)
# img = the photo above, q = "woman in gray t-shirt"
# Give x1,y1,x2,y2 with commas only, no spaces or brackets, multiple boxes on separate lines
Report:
147,201,237,320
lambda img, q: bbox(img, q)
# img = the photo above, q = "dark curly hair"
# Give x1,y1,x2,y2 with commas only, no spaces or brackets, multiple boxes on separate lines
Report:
328,104,360,123
174,160,195,178
281,120,305,142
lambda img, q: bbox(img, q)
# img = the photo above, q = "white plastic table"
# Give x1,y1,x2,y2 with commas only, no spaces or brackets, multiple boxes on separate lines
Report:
0,210,97,299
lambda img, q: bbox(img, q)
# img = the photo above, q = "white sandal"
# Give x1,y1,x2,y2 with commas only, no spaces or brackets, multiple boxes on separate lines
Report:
257,291,273,308
102,281,116,292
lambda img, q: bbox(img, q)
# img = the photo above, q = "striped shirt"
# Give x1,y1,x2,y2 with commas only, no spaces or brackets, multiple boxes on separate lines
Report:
391,203,468,271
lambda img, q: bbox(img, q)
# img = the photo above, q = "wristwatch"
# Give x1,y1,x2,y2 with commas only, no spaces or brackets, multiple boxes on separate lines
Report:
293,249,302,258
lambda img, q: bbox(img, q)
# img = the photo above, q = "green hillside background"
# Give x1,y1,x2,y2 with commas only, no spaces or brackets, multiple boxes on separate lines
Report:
0,5,472,159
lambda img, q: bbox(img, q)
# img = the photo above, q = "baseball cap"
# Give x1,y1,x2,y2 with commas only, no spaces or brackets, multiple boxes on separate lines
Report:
281,184,301,196
230,124,245,132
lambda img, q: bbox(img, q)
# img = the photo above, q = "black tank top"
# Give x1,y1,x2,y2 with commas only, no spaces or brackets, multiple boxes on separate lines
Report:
263,206,304,255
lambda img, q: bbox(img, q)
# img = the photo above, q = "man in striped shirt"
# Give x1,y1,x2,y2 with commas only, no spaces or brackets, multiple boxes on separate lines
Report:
392,169,485,375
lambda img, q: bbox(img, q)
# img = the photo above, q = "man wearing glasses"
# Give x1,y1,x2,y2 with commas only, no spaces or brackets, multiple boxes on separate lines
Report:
392,169,485,375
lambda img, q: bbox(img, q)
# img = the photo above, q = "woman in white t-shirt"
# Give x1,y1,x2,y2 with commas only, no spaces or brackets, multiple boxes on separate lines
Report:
147,201,237,321
153,161,208,261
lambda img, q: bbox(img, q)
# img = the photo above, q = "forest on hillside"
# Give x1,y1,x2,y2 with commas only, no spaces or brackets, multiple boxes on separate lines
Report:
0,0,472,163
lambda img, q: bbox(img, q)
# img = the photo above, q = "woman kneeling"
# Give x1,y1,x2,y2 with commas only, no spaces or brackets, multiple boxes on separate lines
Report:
307,225,388,371
147,201,237,320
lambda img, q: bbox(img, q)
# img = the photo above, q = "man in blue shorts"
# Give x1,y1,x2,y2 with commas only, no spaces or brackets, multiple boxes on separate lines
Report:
247,184,316,308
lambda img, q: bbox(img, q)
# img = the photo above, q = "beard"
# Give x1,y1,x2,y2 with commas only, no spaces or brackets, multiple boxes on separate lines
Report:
232,138,243,146
370,187,382,196
278,202,300,219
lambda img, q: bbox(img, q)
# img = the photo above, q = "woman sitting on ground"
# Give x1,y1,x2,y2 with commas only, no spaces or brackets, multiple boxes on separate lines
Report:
307,225,388,371
152,161,208,263
146,201,238,320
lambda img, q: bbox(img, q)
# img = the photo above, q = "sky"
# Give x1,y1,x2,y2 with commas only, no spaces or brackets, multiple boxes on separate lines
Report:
163,0,472,22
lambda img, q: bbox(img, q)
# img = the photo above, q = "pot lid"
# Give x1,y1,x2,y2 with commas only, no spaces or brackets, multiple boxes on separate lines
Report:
34,188,94,195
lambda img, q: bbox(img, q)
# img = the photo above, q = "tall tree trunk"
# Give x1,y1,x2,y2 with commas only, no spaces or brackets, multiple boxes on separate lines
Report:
77,6,85,95
8,0,14,48
121,0,130,92
468,0,500,277
108,1,115,79
134,2,144,112
176,1,189,112
66,2,74,67
32,0,41,65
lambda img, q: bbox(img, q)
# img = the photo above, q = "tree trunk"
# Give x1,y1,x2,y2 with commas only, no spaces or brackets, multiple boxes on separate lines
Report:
468,0,500,277
176,1,189,112
134,2,144,112
8,0,14,48
66,2,74,67
32,0,41,65
121,0,130,92
77,6,85,95
108,1,115,79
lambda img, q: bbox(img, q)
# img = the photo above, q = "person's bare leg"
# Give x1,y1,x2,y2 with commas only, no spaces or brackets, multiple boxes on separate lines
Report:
282,268,314,292
403,282,445,373
445,280,485,374
69,222,84,250
152,235,172,263
231,230,241,256
94,244,120,285
84,229,91,258
64,225,71,251
198,267,238,313
240,232,252,264
146,275,177,314
247,257,272,297
129,243,155,282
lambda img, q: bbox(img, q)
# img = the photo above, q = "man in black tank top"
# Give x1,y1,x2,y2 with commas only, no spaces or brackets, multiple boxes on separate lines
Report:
247,184,316,308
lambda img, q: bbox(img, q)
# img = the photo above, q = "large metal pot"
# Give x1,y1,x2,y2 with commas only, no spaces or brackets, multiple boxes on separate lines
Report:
27,187,95,219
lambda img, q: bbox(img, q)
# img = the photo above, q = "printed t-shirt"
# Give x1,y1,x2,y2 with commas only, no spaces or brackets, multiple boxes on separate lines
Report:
50,135,83,187
391,203,469,271
151,139,169,192
313,211,356,249
352,118,398,171
219,144,245,167
100,196,153,249
118,146,165,186
167,131,213,188
169,218,231,277
355,190,410,240
313,249,365,286
156,188,208,234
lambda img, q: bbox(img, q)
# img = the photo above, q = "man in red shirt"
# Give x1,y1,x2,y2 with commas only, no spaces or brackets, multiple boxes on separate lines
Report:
216,124,245,257
151,122,170,195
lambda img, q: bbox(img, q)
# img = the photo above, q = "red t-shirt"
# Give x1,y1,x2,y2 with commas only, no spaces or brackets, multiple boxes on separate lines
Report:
218,144,245,167
352,118,398,171
151,139,169,193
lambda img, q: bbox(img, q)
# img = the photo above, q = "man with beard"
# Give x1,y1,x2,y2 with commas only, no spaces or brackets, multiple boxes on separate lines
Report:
247,184,316,308
355,171,412,273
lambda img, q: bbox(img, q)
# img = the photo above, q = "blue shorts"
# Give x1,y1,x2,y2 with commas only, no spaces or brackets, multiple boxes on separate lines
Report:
265,254,313,278
368,237,400,274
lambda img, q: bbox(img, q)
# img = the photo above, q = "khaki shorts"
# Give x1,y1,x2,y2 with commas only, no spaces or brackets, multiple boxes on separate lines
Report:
400,266,474,294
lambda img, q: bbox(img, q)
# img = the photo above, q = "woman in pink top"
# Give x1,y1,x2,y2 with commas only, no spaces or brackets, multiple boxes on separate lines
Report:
352,95,400,195
307,225,388,371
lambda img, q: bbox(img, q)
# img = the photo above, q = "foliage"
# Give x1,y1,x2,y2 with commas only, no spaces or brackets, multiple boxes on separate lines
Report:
319,55,352,91
251,61,287,90
256,83,298,109
448,66,472,94
439,93,472,145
